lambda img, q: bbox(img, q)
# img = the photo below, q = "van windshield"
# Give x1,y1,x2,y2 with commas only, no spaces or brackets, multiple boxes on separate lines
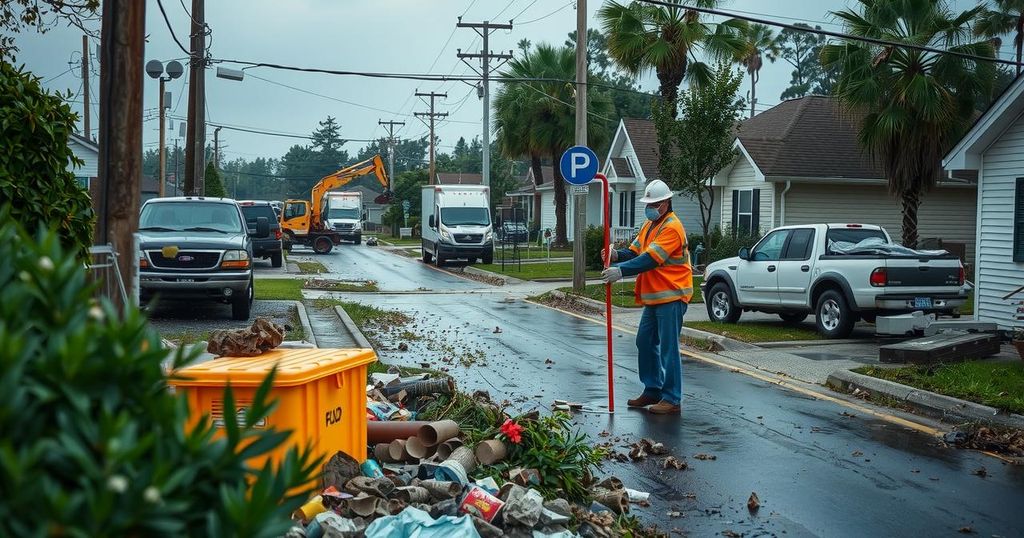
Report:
441,207,490,226
327,207,360,220
140,202,243,233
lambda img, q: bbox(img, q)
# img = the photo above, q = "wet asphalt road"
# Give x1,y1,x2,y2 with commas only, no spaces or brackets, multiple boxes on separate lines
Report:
288,243,478,292
329,245,1024,537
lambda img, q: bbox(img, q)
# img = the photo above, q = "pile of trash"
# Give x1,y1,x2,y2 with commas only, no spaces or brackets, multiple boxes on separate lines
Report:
207,318,285,357
284,373,662,537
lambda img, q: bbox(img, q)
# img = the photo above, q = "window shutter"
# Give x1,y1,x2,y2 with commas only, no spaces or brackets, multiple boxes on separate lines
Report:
630,190,636,227
751,188,761,233
731,190,739,237
1015,179,1024,262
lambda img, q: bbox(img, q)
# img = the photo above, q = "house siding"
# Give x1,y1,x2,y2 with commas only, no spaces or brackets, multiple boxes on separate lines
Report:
720,158,773,233
978,115,1024,329
540,190,556,233
780,183,977,260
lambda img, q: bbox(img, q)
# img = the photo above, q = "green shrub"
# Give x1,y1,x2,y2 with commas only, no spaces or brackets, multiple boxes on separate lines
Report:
0,60,94,255
584,226,605,270
705,225,763,264
204,162,227,198
0,209,318,537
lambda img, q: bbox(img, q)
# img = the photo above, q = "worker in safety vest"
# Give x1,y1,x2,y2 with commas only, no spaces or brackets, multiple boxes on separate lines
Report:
600,180,693,415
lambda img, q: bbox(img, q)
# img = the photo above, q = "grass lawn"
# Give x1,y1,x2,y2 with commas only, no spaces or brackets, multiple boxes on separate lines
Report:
494,247,573,260
296,260,328,274
854,362,1024,415
476,261,601,281
686,320,821,343
255,278,304,301
304,280,379,292
378,235,421,246
559,276,704,307
959,291,975,316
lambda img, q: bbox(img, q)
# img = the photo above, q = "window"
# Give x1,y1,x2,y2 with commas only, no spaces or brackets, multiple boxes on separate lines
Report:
139,201,243,233
76,176,90,189
751,230,790,261
824,228,888,254
630,191,636,227
618,191,636,227
440,207,489,226
284,203,306,220
783,228,815,260
731,188,760,236
1016,178,1024,262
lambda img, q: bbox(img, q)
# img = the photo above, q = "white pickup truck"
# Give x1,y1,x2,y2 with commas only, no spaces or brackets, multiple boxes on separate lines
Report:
700,224,967,338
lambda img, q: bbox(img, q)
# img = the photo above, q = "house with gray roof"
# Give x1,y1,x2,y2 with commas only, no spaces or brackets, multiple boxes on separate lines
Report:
714,95,977,260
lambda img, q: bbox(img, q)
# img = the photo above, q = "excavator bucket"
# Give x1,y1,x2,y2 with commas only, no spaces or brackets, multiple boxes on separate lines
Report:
374,191,394,205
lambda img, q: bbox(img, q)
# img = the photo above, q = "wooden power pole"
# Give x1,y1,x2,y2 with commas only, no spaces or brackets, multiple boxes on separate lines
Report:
81,35,91,140
414,91,447,185
184,0,206,195
572,0,588,292
97,0,146,309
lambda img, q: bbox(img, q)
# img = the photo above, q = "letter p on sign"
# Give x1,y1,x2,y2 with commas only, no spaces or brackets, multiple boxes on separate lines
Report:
560,145,599,186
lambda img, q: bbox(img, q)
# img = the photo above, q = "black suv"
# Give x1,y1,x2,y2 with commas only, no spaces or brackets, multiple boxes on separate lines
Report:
138,197,268,320
238,200,283,267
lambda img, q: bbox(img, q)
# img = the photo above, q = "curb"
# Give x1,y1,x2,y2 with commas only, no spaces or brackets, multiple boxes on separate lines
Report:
758,338,867,349
333,305,374,350
680,326,759,352
826,369,1024,429
292,300,317,348
463,265,524,285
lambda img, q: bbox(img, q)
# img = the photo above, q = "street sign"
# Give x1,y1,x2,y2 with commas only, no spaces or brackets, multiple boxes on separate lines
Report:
571,185,589,194
559,145,599,186
402,200,411,211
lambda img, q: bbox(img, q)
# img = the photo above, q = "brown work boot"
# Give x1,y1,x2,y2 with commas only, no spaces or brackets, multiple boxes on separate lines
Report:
648,400,681,415
627,395,660,408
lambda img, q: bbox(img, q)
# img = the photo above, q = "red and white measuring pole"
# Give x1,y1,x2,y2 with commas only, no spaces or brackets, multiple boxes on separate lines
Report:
594,173,614,413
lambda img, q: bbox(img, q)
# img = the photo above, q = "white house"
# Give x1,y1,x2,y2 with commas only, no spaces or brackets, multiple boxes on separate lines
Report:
68,132,99,192
715,96,978,261
944,76,1024,330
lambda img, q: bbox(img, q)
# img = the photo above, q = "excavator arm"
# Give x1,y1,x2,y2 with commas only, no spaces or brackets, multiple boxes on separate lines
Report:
310,154,391,225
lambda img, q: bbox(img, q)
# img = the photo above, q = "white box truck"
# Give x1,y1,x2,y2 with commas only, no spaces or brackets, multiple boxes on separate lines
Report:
321,191,364,244
421,185,493,266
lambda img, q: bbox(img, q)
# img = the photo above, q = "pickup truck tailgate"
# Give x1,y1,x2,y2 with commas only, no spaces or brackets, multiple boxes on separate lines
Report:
883,259,961,288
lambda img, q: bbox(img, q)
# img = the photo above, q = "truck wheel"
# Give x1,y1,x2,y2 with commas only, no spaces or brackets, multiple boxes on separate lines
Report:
815,290,855,339
313,236,333,254
232,280,253,321
354,234,362,245
422,248,433,264
271,252,283,268
706,282,741,323
436,254,446,267
779,313,808,324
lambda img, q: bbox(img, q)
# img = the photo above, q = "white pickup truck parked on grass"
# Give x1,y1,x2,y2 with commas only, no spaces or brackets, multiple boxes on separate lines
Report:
700,224,967,338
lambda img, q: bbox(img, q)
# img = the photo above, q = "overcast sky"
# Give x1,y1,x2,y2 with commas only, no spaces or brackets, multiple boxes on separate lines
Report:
16,0,1002,163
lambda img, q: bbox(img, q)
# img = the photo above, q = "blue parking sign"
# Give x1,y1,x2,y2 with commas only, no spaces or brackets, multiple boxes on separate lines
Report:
559,146,599,186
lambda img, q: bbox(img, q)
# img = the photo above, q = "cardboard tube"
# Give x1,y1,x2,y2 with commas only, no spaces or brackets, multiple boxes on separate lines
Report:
405,436,437,460
388,439,410,462
593,487,629,514
446,445,477,473
395,486,431,503
436,438,463,460
475,439,508,465
421,479,463,500
367,421,430,444
374,443,394,463
347,495,380,518
419,420,460,446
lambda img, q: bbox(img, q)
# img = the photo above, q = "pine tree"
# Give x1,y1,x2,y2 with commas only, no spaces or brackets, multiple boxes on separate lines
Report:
204,162,228,198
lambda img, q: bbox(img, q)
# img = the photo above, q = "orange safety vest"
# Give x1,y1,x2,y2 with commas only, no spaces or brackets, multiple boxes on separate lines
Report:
628,211,694,306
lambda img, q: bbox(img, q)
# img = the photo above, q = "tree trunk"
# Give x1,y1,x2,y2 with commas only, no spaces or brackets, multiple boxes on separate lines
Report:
552,150,568,246
699,184,716,265
750,70,757,118
530,153,543,230
657,58,686,118
900,190,920,249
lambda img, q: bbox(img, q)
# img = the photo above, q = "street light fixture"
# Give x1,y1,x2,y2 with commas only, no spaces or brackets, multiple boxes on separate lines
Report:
146,60,183,197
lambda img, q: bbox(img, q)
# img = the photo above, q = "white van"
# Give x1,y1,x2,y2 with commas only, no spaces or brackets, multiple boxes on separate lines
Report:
321,191,364,244
421,185,493,266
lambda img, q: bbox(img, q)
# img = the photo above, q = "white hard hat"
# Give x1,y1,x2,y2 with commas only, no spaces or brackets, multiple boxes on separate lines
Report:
638,180,673,204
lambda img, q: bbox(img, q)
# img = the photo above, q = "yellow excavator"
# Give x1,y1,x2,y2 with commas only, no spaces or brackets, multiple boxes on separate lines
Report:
281,154,391,254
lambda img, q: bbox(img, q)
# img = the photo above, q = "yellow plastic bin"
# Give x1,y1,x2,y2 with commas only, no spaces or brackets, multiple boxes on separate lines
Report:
169,348,376,470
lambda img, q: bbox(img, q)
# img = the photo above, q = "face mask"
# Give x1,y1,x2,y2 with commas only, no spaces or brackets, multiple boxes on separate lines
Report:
645,206,662,221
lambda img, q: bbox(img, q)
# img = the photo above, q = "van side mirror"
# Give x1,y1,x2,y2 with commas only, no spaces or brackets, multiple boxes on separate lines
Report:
428,215,436,228
738,247,750,261
255,216,270,238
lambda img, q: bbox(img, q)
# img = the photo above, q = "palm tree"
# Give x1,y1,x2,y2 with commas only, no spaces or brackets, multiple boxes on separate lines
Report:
494,44,614,246
598,0,747,116
821,0,996,248
739,23,781,118
974,0,1024,75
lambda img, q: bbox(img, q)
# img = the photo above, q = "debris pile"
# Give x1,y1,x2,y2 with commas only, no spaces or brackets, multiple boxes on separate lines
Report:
944,426,1024,457
206,317,285,356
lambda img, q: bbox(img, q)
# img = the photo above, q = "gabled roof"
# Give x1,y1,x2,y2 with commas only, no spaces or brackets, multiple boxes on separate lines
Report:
525,166,554,186
944,73,1024,171
435,172,483,185
621,118,661,178
736,96,883,180
610,157,634,178
69,132,99,153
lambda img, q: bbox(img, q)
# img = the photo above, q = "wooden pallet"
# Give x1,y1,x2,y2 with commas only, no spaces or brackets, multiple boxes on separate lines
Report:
879,333,1002,364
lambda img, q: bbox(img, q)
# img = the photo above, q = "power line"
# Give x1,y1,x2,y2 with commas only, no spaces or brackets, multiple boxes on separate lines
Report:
518,1,572,25
155,0,190,55
635,0,1017,67
510,0,542,22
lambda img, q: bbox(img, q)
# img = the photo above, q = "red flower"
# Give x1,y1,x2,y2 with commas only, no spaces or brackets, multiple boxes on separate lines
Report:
500,419,523,444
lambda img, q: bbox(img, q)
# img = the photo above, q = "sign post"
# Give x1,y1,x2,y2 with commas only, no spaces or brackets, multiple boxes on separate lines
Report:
560,146,614,413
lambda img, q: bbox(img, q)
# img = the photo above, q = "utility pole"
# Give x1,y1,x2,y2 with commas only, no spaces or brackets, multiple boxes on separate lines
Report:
158,77,167,196
378,119,405,187
572,0,588,292
456,18,513,187
184,0,206,196
81,35,91,140
173,137,180,195
97,0,146,309
214,126,222,168
414,91,447,185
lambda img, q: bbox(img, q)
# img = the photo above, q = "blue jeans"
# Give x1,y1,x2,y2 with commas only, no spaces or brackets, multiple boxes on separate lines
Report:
636,300,687,405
